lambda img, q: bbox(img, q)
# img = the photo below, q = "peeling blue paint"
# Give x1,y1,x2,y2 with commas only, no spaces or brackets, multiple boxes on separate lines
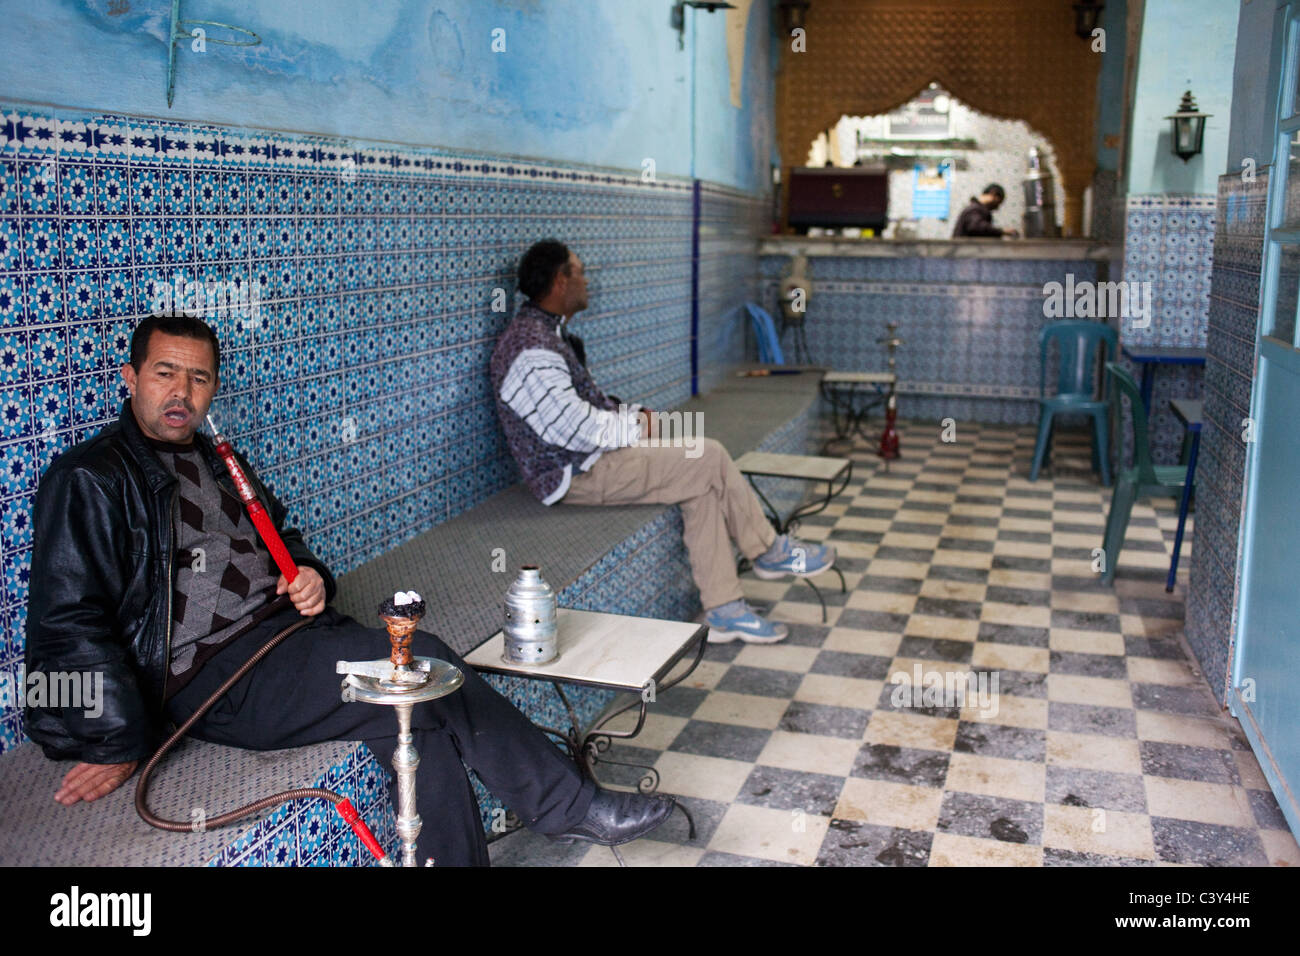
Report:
0,0,775,192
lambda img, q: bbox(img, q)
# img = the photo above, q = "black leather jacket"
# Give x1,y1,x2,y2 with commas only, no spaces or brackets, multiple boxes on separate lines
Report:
24,400,336,764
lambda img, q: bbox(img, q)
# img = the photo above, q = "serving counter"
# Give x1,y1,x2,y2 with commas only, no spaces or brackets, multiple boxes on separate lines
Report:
758,237,1122,426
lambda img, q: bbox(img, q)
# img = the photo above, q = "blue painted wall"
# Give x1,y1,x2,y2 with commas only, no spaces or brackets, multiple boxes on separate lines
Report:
1116,0,1240,466
1226,0,1284,173
0,0,775,194
1125,0,1238,195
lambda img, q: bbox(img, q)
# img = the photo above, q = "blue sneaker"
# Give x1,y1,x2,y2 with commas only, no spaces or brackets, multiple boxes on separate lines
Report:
705,600,789,644
752,533,836,580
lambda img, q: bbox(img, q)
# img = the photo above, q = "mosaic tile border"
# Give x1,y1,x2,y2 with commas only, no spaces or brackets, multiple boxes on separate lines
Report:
0,108,695,193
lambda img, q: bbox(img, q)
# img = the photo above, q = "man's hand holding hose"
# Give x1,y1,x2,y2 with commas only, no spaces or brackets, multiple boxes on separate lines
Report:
278,565,326,616
207,413,311,596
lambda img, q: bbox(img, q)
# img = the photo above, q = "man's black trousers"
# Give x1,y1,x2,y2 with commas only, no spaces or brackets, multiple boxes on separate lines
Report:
165,602,595,866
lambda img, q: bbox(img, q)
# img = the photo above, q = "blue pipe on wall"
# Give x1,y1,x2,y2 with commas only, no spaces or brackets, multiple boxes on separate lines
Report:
691,179,701,396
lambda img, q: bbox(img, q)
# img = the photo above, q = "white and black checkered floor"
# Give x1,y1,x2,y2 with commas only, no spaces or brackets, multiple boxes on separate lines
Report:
489,422,1300,867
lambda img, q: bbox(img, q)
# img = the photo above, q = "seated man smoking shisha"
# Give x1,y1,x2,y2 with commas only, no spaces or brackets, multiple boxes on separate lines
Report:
24,314,675,866
491,239,836,644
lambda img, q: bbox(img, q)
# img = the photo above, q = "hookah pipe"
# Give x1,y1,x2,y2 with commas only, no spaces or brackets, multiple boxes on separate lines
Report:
134,413,392,865
877,322,902,462
206,414,298,584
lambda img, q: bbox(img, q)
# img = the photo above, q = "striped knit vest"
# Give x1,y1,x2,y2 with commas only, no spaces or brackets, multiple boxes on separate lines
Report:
489,301,619,503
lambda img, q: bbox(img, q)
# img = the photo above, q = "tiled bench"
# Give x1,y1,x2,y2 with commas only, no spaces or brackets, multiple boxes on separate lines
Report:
0,366,825,866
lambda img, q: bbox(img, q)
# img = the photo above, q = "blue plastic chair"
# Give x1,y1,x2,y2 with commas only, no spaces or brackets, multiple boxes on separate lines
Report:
745,303,785,365
1029,320,1117,486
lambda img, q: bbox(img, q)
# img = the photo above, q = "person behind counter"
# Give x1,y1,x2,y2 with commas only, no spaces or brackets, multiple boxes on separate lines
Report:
952,183,1020,238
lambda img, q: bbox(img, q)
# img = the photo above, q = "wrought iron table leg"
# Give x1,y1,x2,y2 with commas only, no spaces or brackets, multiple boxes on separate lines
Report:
804,577,828,623
745,475,786,534
675,802,697,841
820,383,854,453
742,468,849,621
821,383,889,451
564,633,709,791
1167,430,1200,593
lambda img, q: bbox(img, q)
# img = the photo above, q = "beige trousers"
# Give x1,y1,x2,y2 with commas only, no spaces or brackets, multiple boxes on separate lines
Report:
563,437,777,610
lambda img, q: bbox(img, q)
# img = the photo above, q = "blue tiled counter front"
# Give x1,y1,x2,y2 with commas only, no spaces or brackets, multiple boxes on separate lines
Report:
759,238,1120,427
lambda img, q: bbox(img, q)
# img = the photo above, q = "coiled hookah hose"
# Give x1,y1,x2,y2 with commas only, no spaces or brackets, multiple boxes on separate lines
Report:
133,414,391,865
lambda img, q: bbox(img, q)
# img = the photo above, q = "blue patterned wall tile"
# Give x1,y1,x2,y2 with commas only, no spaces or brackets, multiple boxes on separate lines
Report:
0,103,767,752
1120,193,1215,348
1181,169,1269,708
0,103,767,859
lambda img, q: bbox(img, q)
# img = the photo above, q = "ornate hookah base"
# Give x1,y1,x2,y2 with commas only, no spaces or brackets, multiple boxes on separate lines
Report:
336,592,463,867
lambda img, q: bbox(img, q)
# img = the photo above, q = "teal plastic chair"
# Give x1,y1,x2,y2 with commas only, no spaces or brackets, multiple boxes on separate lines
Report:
1029,321,1117,485
1099,362,1189,585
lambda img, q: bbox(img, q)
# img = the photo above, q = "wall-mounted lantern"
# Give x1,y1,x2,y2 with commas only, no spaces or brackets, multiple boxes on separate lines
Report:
671,1,736,50
1165,90,1211,162
779,0,811,33
1072,1,1105,39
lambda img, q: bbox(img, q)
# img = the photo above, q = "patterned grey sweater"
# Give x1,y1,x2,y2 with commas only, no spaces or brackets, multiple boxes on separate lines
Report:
149,438,281,696
489,301,642,504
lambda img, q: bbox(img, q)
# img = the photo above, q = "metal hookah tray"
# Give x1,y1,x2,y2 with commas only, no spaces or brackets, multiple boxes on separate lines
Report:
337,657,464,706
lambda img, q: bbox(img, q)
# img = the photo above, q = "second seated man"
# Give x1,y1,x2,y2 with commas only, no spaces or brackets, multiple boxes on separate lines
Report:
489,239,836,645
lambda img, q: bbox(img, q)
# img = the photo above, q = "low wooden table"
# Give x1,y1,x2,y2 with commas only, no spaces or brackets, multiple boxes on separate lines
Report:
465,609,707,800
734,451,851,622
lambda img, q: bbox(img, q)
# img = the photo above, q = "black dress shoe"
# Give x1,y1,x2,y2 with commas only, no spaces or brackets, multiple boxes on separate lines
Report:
547,788,676,846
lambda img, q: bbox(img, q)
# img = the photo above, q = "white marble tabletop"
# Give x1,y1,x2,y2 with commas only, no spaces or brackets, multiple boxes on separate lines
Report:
464,608,707,691
735,450,850,482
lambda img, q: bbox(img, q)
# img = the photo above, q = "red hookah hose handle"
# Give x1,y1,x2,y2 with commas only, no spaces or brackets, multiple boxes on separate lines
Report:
214,439,298,583
246,502,299,583
336,799,387,863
